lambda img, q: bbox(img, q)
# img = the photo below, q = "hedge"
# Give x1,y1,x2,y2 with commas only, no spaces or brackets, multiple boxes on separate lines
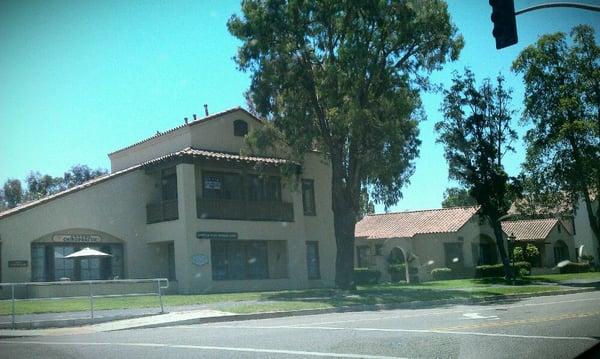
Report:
475,261,531,278
559,262,590,274
354,268,382,285
431,267,453,281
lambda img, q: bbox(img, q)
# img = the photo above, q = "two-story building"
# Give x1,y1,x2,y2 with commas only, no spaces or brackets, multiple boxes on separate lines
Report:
0,107,336,294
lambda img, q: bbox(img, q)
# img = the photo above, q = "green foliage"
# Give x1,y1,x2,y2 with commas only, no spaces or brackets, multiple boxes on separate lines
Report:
513,244,540,266
512,25,600,244
353,268,382,285
475,262,531,278
1,179,23,208
559,262,590,274
431,267,453,281
228,1,463,288
388,264,406,273
441,187,477,208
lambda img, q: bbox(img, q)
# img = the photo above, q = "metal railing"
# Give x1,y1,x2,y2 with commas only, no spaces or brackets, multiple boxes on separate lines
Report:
146,199,179,223
1,278,169,329
197,198,294,222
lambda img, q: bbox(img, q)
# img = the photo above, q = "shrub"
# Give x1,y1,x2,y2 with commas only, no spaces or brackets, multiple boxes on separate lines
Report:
559,261,590,274
431,267,453,281
388,264,405,273
354,268,382,285
513,244,540,266
475,261,531,278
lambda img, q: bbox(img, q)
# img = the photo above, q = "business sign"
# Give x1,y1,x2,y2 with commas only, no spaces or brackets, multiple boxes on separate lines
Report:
8,260,28,268
196,231,238,240
53,234,102,243
204,176,222,190
191,254,209,267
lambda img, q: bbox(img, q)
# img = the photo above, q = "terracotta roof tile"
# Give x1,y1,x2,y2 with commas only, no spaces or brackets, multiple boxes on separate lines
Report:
0,147,291,220
355,206,480,239
501,218,567,241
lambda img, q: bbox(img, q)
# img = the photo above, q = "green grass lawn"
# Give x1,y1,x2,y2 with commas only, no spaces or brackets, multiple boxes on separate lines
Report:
1,272,595,316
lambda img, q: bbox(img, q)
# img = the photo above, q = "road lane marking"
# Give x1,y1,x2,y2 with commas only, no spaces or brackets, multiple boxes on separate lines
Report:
0,340,407,359
178,324,598,341
434,310,600,331
462,313,499,320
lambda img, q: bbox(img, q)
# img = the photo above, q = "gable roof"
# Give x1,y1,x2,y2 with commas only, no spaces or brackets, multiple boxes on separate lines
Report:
355,206,480,240
0,147,290,220
501,218,568,242
108,107,263,156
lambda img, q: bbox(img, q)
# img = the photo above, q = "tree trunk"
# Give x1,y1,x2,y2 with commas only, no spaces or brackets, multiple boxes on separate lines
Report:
490,216,512,278
581,192,600,249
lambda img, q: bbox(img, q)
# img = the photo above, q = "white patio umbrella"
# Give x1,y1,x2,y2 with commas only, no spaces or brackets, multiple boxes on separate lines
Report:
65,247,111,258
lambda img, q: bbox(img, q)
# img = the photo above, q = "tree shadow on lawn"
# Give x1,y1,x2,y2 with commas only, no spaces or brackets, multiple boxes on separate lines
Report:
258,285,524,309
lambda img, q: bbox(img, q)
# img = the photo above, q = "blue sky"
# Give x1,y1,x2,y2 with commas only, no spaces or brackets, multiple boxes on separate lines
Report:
1,0,599,213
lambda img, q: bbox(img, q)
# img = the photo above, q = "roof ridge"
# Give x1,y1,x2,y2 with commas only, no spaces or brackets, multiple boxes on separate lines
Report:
366,205,479,217
502,218,558,223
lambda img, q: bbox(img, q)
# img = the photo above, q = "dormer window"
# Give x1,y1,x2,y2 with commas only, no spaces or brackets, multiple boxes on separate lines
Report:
233,120,248,137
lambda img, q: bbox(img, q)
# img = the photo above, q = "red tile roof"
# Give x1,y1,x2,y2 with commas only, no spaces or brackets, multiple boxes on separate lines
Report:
501,218,568,241
0,147,291,220
355,206,480,240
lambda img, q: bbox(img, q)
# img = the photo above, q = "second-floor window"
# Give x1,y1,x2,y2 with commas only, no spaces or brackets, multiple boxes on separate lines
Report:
233,120,248,137
161,168,178,201
302,179,316,215
203,171,281,202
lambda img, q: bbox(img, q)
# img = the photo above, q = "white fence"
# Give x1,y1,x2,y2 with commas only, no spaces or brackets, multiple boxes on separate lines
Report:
0,278,169,329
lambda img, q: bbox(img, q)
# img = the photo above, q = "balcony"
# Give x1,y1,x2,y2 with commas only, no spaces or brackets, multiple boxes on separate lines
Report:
146,199,179,224
197,198,294,222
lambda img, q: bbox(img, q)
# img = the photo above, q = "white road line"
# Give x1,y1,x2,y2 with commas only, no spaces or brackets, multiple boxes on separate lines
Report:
195,324,598,342
274,294,600,328
0,340,407,359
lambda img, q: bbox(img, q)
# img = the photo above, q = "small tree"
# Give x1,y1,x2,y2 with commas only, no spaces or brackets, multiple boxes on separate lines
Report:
2,179,23,208
441,187,477,208
436,69,518,277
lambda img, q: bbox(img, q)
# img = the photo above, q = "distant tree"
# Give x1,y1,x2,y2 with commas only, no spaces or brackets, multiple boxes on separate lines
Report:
62,165,108,188
436,69,517,278
25,171,62,200
512,25,600,247
2,179,24,208
441,187,477,208
358,189,375,220
228,0,463,288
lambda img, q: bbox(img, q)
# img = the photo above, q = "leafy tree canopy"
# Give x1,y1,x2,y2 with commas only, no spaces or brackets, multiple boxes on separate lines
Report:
512,24,600,245
228,0,463,288
441,187,477,208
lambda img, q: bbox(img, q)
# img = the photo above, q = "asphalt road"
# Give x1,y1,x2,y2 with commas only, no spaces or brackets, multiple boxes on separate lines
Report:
1,291,599,359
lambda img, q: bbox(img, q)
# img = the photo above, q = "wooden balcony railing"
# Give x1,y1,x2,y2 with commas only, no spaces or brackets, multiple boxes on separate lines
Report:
197,198,294,222
146,199,179,224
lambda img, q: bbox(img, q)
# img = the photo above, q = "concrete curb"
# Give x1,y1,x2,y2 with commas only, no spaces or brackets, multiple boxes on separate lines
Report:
0,312,156,330
131,286,598,330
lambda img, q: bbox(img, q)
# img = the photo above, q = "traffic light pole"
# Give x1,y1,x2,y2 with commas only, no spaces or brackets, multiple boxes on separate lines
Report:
515,2,600,15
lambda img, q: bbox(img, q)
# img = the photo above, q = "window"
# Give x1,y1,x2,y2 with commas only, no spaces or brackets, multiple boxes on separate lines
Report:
444,242,464,268
211,240,269,280
374,244,383,256
233,120,248,137
557,224,562,233
161,168,178,201
356,246,369,268
554,241,569,265
31,244,124,281
245,175,282,202
203,172,242,200
306,241,320,279
302,179,316,216
167,242,176,280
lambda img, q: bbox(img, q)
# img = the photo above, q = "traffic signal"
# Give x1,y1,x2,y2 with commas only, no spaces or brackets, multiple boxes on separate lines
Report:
489,0,518,49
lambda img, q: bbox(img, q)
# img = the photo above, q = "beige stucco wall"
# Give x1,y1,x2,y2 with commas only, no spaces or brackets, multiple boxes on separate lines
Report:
538,221,576,267
0,114,336,295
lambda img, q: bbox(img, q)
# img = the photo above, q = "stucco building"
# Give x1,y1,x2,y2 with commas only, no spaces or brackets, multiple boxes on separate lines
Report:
0,107,336,294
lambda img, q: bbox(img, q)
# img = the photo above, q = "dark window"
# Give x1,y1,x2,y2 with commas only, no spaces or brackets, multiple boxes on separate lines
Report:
306,241,321,279
233,120,248,137
356,246,369,268
374,244,383,256
203,172,242,200
557,224,562,233
167,242,176,280
211,240,269,280
31,244,124,282
302,179,316,216
161,168,178,201
571,217,576,235
554,241,570,265
444,242,464,268
244,175,282,202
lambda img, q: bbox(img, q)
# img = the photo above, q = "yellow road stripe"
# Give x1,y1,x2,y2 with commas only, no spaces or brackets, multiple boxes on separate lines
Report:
434,311,600,331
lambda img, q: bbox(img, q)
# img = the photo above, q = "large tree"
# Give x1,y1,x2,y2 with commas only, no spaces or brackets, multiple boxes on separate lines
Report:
228,0,463,288
512,25,600,247
2,179,24,209
436,69,517,277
